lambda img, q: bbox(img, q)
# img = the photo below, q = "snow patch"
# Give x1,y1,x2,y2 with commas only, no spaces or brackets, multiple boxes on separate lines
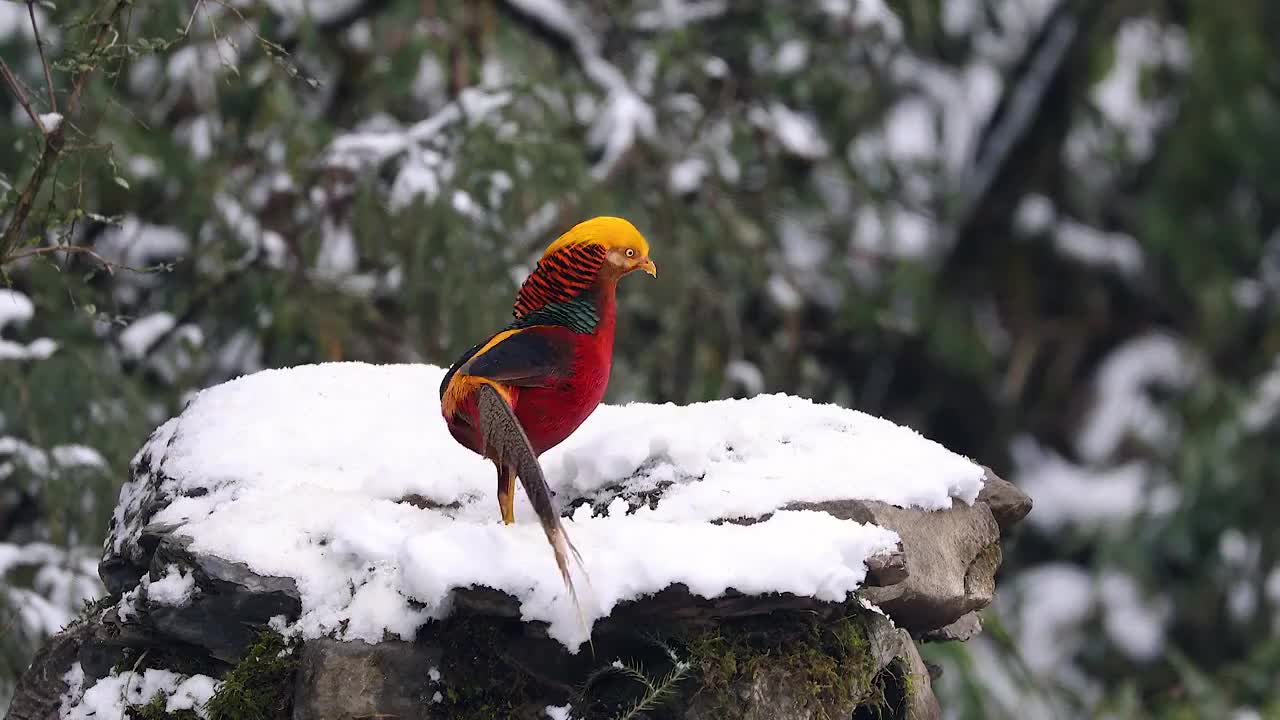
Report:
147,565,199,607
60,664,219,720
119,312,177,360
545,704,573,720
1076,332,1196,462
0,289,34,331
38,112,62,132
1013,437,1177,533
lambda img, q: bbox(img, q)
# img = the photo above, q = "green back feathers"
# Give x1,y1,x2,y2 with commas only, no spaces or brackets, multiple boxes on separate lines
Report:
510,295,599,334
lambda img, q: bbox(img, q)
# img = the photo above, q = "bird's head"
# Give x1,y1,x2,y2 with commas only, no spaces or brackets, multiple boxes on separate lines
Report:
543,216,657,279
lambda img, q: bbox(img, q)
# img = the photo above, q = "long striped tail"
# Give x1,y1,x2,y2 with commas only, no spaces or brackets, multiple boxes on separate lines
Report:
475,383,591,640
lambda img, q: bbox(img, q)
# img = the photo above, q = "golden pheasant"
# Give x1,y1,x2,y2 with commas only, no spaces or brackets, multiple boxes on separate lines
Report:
439,216,655,609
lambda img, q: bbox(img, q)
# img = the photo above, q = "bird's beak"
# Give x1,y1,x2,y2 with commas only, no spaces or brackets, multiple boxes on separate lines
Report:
639,257,657,277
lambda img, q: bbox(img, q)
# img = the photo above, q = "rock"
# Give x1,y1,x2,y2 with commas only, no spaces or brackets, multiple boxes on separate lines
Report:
146,534,302,663
976,466,1033,531
895,627,943,720
789,496,1003,635
4,615,95,720
864,544,910,587
292,639,443,720
11,370,1032,719
922,611,983,643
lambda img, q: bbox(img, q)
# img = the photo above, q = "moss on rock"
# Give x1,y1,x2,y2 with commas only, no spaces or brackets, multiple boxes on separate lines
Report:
682,609,884,719
125,694,201,720
204,630,298,720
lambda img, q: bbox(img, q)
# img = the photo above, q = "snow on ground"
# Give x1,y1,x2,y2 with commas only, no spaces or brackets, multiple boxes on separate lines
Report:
110,362,984,651
59,662,219,720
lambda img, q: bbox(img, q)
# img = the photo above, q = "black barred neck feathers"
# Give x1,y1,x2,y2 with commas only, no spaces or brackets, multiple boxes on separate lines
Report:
511,242,608,334
513,242,608,318
510,216,652,334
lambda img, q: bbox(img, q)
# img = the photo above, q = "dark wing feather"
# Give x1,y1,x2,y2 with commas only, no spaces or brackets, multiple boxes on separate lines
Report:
439,336,491,399
475,383,589,631
459,326,572,387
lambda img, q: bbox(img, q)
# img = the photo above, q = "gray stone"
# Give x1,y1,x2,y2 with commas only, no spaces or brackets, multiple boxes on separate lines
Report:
864,544,909,587
856,499,1002,634
292,638,444,720
23,441,1028,720
977,466,1033,531
896,627,942,720
922,611,983,643
146,535,302,663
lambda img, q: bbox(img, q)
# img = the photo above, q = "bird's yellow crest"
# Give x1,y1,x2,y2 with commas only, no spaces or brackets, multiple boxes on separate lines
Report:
542,216,650,260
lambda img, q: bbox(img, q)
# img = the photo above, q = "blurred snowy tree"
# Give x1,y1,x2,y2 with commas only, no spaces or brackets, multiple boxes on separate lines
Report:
3,0,1280,716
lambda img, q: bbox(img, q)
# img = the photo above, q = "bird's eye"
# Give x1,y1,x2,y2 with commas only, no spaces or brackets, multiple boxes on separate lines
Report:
625,248,636,258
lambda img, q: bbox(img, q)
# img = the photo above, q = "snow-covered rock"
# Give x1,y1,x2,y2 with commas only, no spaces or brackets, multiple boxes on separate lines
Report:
12,362,1028,719
102,361,987,651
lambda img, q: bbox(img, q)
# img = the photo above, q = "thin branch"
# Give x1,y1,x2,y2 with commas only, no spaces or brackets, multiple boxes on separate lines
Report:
0,0,131,262
3,244,118,274
28,0,56,113
0,57,45,133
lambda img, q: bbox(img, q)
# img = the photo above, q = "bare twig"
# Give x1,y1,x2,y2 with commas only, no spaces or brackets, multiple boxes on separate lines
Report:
28,1,56,113
0,58,45,132
3,244,118,274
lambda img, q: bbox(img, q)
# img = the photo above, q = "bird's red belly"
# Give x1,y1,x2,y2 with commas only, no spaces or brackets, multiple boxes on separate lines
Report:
514,360,610,456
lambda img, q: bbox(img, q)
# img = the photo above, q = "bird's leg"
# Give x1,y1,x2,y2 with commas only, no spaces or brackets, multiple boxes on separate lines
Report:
496,463,517,525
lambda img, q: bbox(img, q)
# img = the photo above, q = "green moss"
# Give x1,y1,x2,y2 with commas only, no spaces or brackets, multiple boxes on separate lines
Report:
126,694,200,720
204,630,298,720
682,610,883,720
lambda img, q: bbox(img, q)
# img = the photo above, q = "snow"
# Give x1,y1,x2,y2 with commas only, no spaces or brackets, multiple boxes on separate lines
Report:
1010,563,1094,676
1014,194,1056,234
883,98,937,163
264,0,365,24
758,102,830,159
0,289,34,331
668,157,708,194
59,663,219,720
94,216,191,270
0,337,59,361
39,112,63,132
631,0,726,30
545,704,573,720
766,274,803,310
1012,436,1178,533
725,360,765,396
1241,357,1280,431
1,437,106,477
850,0,903,41
50,445,106,469
0,542,102,640
315,218,358,278
1097,571,1169,660
119,312,176,360
1091,19,1188,160
1054,219,1143,276
1076,332,1197,462
774,40,809,75
147,565,199,607
110,362,983,652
